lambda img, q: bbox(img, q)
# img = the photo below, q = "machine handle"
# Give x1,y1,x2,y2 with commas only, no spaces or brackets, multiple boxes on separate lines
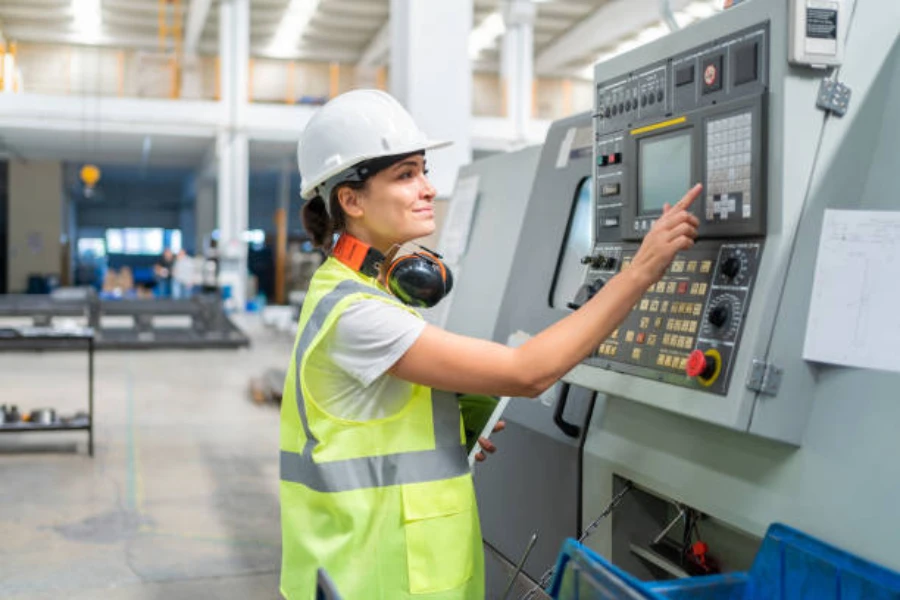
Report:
553,383,581,438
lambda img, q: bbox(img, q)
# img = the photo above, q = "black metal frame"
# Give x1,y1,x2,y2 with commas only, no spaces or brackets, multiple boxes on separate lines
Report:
0,329,95,457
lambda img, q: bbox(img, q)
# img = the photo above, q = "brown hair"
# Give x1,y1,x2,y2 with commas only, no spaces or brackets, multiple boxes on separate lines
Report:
301,182,363,251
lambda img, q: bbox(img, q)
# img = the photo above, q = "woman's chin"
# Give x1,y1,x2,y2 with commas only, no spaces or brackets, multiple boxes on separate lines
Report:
410,221,436,240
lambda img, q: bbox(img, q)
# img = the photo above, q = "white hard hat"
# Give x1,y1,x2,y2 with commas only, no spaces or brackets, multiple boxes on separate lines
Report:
298,89,451,201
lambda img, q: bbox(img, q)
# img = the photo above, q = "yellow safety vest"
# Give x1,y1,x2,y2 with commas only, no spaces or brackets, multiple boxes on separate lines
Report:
280,257,484,599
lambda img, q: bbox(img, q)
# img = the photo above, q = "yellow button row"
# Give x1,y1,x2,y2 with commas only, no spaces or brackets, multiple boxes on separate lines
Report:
665,260,712,275
663,334,694,349
599,344,618,356
666,319,698,333
690,283,709,296
670,302,703,316
657,353,688,370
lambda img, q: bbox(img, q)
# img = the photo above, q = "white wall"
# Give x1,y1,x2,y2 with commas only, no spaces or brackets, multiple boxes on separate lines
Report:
7,161,63,292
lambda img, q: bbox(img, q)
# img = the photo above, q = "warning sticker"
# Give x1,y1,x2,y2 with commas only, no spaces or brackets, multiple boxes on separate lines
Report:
807,8,838,40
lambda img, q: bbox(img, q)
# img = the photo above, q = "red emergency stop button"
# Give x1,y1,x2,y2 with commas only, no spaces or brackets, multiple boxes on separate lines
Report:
686,349,717,380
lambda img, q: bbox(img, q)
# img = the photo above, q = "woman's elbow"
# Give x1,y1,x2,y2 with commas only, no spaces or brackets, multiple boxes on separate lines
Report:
510,373,552,399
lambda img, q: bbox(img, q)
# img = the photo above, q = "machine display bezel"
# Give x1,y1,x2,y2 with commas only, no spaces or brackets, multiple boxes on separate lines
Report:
618,95,767,241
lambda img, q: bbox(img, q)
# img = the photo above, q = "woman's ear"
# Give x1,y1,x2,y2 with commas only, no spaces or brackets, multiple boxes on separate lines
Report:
337,186,364,219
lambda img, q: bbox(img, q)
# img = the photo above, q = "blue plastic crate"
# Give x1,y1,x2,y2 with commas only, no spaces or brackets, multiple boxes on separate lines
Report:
549,523,900,600
548,539,667,600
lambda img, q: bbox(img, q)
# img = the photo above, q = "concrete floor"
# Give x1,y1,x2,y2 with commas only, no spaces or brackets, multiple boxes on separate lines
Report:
0,317,292,599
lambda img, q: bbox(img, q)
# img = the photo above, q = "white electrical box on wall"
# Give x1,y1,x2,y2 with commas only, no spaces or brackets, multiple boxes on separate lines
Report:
789,0,844,68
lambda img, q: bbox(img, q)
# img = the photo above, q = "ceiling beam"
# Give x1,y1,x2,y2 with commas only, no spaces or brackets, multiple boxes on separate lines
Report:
2,24,164,49
535,0,693,74
184,0,213,55
357,21,389,69
0,5,70,21
320,0,389,18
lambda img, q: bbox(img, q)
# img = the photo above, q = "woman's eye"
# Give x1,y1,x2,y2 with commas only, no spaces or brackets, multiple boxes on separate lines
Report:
423,168,430,175
399,171,414,179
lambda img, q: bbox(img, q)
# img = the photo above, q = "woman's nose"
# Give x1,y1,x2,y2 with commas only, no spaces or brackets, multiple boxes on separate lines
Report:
421,176,437,200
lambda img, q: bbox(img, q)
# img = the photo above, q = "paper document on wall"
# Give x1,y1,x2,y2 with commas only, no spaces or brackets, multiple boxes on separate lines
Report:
438,175,480,265
803,209,900,373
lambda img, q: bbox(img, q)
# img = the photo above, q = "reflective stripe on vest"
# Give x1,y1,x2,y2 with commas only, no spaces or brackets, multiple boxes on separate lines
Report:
280,279,469,493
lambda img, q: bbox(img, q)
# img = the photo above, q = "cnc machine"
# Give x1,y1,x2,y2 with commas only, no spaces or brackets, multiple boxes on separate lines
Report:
474,0,900,594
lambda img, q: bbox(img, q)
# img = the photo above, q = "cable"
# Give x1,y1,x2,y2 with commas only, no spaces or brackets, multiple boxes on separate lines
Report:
519,481,634,600
746,0,861,427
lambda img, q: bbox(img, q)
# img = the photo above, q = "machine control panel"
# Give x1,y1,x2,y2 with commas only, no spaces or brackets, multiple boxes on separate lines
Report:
578,241,761,395
573,23,770,395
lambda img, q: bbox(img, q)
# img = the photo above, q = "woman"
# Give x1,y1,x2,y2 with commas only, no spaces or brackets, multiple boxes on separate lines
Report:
281,90,701,599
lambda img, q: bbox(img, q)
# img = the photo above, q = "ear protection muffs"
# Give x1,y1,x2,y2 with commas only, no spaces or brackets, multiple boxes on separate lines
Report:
332,234,453,308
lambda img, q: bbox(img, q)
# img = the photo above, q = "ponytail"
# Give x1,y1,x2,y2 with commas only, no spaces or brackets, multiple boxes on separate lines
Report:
301,183,356,252
302,196,335,251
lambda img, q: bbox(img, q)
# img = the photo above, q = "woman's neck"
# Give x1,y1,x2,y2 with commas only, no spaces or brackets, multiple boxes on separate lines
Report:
343,227,395,257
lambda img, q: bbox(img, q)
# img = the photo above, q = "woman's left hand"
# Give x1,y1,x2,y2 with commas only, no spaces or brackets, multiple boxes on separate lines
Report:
474,420,506,462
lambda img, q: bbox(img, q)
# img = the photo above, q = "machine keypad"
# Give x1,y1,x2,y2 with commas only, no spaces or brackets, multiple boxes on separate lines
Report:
588,241,762,394
706,112,753,222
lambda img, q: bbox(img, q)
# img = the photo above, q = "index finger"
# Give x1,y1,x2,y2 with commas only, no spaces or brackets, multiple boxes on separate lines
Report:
673,183,704,211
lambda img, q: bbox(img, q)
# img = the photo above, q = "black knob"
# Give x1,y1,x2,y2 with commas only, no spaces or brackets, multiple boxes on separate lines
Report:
657,90,664,102
567,279,606,310
721,256,741,279
641,95,647,107
708,305,730,328
581,255,594,265
618,102,624,113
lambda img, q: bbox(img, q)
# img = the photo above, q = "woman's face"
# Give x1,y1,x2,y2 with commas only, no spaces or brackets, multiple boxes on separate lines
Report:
342,154,437,252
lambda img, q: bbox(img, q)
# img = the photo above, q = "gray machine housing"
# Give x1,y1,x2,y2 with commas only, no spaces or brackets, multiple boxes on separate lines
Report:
577,0,900,580
467,0,900,592
475,112,599,593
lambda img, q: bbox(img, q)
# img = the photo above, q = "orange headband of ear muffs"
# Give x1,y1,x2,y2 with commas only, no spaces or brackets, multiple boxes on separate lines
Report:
332,233,453,308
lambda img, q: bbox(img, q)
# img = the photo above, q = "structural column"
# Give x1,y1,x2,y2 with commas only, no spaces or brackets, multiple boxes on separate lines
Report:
501,0,537,142
216,0,250,309
389,0,472,197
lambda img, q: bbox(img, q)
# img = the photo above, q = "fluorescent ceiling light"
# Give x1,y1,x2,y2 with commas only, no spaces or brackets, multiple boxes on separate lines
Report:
469,12,505,60
268,0,321,58
72,0,102,42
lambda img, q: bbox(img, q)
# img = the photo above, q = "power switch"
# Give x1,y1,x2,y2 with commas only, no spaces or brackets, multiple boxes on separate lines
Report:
702,55,724,94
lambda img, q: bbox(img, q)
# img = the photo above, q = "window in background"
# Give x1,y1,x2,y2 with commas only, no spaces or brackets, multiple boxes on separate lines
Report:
167,230,183,253
105,228,170,255
77,238,106,259
106,229,124,253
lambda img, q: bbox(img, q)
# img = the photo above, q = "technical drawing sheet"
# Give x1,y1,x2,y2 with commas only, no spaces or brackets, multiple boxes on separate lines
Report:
803,209,900,373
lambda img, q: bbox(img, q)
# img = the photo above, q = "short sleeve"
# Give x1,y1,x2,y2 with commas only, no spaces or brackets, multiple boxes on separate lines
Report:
329,299,426,387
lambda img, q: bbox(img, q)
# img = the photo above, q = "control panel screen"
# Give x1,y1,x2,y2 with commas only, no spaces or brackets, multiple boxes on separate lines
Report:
551,178,594,309
639,131,692,214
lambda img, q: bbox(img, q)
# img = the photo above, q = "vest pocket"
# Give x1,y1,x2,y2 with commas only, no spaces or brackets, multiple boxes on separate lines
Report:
401,476,475,595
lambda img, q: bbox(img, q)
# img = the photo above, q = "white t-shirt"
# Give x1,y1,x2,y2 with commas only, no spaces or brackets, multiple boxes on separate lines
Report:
305,298,427,421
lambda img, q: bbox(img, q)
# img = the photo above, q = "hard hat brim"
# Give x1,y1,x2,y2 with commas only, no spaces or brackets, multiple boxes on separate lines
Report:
300,138,452,200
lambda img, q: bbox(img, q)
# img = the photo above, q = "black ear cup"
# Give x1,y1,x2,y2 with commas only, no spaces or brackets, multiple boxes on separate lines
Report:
386,253,453,308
